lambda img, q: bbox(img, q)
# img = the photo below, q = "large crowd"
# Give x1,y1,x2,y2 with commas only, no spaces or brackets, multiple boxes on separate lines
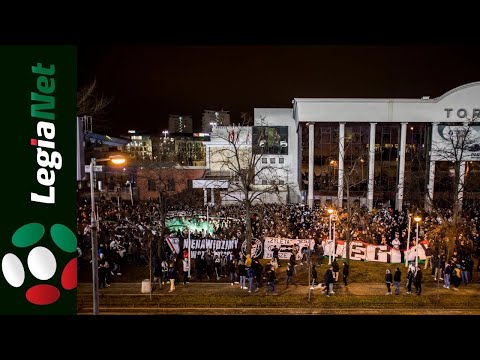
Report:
77,198,480,293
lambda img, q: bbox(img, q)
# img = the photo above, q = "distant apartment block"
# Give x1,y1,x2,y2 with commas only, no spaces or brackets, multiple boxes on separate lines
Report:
125,130,153,160
202,110,230,132
169,115,193,133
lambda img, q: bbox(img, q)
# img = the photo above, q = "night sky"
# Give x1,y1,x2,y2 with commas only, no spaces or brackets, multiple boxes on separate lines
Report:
78,45,480,137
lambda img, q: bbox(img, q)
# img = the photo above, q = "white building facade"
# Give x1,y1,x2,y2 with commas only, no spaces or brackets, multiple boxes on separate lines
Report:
192,82,480,209
291,82,480,211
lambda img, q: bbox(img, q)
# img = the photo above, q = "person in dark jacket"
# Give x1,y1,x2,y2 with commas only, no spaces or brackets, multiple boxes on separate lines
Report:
265,266,277,295
342,262,349,287
324,266,334,296
414,266,423,295
406,267,414,294
385,269,393,295
393,267,401,295
286,262,296,288
332,259,340,282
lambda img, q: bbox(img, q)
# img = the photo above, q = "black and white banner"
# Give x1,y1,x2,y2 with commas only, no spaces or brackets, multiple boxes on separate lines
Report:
166,236,240,259
263,237,315,260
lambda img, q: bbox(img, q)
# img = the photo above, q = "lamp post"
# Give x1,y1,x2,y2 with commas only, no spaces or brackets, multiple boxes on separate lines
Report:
89,155,126,315
162,130,169,139
327,208,334,264
126,181,134,206
414,214,422,270
405,214,412,267
360,158,365,182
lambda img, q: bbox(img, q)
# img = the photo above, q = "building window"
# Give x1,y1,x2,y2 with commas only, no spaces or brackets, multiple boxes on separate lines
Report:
262,158,268,164
279,158,284,164
279,180,285,185
262,180,267,185
168,179,176,191
270,158,275,164
147,179,156,191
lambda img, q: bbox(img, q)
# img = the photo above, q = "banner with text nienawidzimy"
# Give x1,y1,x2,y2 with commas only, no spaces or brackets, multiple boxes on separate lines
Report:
0,46,77,314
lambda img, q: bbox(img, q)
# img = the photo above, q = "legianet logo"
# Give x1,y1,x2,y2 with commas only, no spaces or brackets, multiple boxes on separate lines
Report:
1,46,76,314
1,223,77,306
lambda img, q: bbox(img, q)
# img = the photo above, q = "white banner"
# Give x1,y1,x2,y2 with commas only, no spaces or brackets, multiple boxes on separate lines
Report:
310,239,426,264
263,237,315,259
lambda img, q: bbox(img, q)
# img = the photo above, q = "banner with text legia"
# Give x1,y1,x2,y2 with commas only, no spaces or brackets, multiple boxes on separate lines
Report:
320,239,428,263
263,237,315,259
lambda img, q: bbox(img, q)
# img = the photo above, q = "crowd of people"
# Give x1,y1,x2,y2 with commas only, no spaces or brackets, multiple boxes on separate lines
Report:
77,197,480,293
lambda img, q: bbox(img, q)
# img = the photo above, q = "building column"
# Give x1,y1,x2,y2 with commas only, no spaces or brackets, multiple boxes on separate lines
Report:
426,160,435,212
337,123,345,208
204,188,208,206
458,160,466,213
209,187,215,206
308,123,314,209
425,122,438,212
367,123,376,211
396,122,408,212
206,146,211,169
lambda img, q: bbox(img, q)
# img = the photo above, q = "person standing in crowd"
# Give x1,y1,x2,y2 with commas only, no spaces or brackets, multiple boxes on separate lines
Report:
316,242,324,266
272,245,280,267
324,266,334,297
414,266,422,295
332,258,339,282
385,269,393,295
406,266,413,294
214,254,221,280
162,258,169,284
265,265,277,295
342,261,349,287
424,244,433,270
452,264,461,291
285,261,296,288
168,261,177,293
443,261,451,289
247,264,258,293
393,267,401,295
253,258,263,288
238,260,247,289
182,256,190,285
460,259,469,285
228,256,238,286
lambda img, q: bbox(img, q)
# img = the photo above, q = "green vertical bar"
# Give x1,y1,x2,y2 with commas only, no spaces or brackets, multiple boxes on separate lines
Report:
0,46,77,314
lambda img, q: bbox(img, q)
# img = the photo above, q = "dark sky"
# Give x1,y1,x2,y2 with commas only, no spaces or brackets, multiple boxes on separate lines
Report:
78,45,480,137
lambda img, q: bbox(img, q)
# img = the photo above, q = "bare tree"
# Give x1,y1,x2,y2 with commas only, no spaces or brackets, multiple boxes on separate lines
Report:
335,136,370,265
424,116,480,257
135,160,204,260
208,121,292,255
430,117,479,221
77,79,113,133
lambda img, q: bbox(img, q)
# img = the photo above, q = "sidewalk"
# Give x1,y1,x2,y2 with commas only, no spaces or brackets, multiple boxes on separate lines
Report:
77,281,480,315
78,281,480,296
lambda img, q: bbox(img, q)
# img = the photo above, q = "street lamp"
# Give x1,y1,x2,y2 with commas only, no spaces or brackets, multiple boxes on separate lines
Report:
89,155,126,315
413,214,422,270
125,181,134,206
327,208,334,264
360,158,365,181
162,130,169,139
